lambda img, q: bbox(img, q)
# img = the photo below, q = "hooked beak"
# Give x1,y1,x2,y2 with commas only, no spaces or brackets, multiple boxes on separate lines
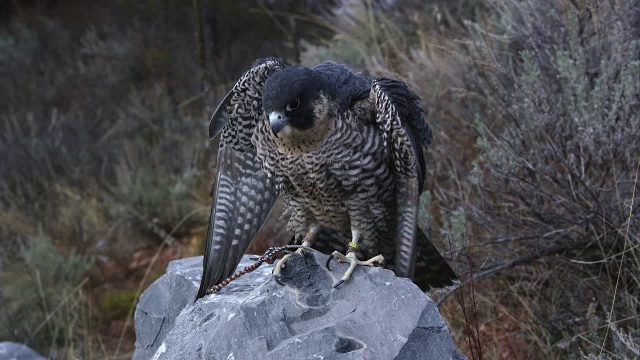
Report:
269,111,288,136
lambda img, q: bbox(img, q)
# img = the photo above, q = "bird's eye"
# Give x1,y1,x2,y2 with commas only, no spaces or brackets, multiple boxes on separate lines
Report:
286,98,300,111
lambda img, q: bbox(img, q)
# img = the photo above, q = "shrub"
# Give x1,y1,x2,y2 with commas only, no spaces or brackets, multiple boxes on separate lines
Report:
308,0,640,357
0,232,94,357
455,0,639,355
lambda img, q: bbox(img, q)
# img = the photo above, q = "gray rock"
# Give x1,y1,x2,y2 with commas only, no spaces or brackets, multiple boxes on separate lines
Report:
133,252,465,360
133,256,203,360
0,342,46,360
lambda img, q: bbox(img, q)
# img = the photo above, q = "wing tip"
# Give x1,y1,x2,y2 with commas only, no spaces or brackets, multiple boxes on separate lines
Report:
195,241,215,302
414,228,459,291
252,56,286,68
209,91,234,140
194,285,208,302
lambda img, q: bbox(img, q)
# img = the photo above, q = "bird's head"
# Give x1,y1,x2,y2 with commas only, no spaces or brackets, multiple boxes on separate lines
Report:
262,66,331,146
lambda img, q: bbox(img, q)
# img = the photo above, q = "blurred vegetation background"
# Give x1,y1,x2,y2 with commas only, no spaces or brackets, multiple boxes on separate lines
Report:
1,0,638,359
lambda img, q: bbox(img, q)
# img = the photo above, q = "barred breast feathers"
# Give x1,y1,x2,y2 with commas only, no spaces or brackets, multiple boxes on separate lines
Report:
253,97,384,192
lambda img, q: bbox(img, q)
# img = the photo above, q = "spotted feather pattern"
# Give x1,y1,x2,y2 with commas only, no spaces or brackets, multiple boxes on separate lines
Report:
371,79,417,177
196,58,285,300
370,78,455,287
218,59,285,150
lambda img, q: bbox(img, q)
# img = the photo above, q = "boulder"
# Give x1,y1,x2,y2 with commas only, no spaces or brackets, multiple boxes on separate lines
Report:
133,252,465,360
0,342,46,360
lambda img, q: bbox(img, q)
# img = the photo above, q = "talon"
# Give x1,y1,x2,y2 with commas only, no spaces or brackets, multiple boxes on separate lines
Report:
273,253,293,276
328,251,385,288
274,276,286,286
326,254,334,270
379,259,386,267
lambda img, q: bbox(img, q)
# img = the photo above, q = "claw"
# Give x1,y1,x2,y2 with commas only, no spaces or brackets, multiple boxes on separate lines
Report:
328,251,385,289
274,276,286,286
272,247,311,284
326,254,334,270
273,253,293,277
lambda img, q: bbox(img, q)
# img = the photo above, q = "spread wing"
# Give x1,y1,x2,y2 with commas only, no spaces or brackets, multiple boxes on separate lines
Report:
371,78,457,289
196,58,285,300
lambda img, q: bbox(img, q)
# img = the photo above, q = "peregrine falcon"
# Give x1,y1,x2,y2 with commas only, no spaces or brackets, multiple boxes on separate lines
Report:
195,58,457,300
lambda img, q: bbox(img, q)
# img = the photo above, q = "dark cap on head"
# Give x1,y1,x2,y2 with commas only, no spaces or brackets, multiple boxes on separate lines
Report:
263,66,326,132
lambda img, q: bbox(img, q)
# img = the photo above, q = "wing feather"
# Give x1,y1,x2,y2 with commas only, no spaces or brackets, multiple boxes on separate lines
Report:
196,58,285,300
208,90,234,139
393,176,419,277
414,228,458,291
371,77,457,285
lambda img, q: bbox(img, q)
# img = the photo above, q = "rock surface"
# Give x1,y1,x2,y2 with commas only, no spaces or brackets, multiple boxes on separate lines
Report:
133,252,465,360
0,342,46,360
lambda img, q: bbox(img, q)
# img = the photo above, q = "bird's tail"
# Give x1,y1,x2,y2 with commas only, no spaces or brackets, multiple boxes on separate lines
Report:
412,228,458,291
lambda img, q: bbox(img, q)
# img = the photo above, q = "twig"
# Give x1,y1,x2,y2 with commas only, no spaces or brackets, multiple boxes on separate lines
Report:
193,0,207,90
599,159,639,356
30,278,90,338
34,270,54,343
437,242,582,306
193,0,212,115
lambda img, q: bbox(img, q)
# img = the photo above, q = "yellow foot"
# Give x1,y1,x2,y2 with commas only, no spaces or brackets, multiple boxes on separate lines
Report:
326,251,385,288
